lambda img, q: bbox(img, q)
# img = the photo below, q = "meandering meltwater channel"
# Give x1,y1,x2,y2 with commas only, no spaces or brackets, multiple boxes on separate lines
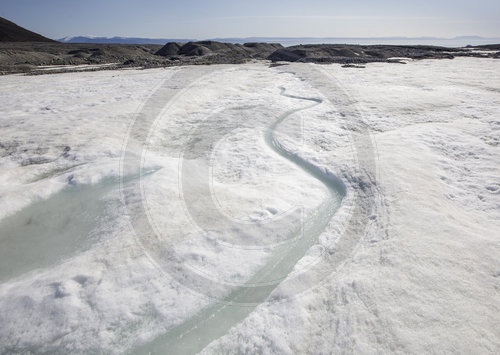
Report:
132,88,346,354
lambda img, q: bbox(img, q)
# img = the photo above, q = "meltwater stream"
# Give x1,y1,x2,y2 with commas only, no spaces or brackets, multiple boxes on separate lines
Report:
132,88,346,354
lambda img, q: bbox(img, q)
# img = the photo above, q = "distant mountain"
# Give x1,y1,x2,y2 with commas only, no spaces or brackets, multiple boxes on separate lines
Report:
454,35,485,39
59,36,194,44
0,17,55,42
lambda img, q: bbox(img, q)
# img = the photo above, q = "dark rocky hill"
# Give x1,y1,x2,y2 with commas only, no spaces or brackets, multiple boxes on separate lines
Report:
0,17,55,42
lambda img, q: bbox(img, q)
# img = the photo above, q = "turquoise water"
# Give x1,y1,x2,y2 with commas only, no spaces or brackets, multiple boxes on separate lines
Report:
0,169,158,283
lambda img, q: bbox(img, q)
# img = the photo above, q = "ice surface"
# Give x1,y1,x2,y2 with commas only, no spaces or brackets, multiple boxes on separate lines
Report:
0,58,499,353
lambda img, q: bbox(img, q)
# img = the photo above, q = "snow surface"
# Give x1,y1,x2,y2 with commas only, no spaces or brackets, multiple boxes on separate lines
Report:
0,58,499,354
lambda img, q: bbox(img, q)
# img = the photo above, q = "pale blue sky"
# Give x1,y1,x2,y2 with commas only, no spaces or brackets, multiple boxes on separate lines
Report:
1,0,499,39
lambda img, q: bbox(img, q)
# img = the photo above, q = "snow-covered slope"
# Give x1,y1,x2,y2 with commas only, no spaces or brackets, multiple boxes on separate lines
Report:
0,58,498,354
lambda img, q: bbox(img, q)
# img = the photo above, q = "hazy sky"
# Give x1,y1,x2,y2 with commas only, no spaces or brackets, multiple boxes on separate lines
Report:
1,0,499,39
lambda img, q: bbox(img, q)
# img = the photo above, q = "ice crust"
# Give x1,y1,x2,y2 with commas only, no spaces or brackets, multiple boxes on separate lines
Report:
0,58,499,353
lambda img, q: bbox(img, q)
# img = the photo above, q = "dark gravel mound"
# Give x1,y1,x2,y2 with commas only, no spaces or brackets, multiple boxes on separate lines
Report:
0,17,55,42
0,40,498,75
267,44,461,63
243,42,283,58
0,42,167,73
156,41,283,61
155,42,182,56
178,42,216,56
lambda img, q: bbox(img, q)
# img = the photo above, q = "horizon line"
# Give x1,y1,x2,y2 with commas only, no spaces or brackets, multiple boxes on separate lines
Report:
59,35,500,41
